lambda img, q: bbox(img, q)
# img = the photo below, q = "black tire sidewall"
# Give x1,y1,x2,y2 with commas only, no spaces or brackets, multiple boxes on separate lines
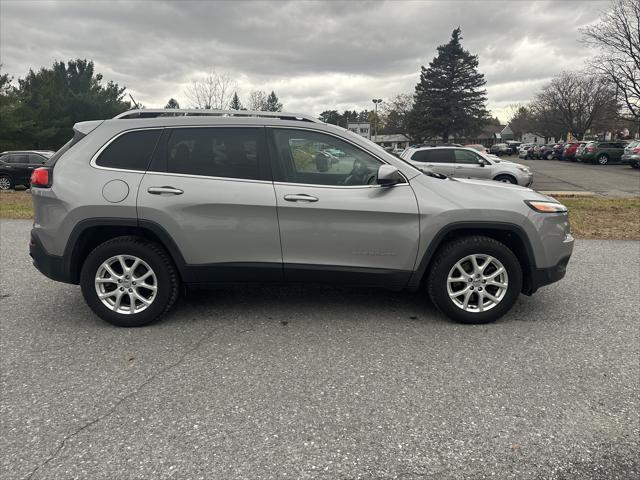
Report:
429,238,523,324
80,238,177,327
495,175,516,184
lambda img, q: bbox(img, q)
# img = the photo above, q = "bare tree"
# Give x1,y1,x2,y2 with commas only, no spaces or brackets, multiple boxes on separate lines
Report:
184,71,236,109
581,0,640,120
529,72,618,139
248,90,268,111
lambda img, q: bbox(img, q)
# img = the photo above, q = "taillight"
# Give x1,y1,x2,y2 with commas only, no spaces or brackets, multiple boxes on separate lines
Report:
587,145,596,152
30,167,51,188
633,147,640,153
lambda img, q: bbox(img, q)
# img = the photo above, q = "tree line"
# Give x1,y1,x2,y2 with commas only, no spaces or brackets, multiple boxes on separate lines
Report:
0,63,285,151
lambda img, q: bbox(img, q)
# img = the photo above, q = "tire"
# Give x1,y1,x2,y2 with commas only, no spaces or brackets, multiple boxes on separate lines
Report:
427,236,523,324
0,175,14,191
546,153,554,160
596,154,609,165
494,174,517,184
80,236,179,327
631,162,639,169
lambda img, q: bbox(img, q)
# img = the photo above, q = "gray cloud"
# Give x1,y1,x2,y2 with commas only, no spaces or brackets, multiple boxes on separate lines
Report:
0,0,607,120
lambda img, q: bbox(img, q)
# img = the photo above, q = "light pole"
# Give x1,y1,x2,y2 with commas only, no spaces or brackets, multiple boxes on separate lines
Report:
372,98,382,141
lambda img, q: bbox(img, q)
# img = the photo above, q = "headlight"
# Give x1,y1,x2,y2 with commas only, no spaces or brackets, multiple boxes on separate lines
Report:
516,166,530,173
525,200,568,213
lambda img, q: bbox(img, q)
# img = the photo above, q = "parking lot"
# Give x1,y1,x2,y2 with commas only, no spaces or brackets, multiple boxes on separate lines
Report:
508,157,640,197
1,219,638,479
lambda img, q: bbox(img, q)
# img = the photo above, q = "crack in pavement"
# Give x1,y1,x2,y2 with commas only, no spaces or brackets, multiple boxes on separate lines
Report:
23,325,225,480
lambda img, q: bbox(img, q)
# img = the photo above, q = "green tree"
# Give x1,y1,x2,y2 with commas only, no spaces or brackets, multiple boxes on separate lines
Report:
2,59,131,150
412,28,489,142
265,91,282,112
165,98,180,108
319,110,342,125
229,92,243,110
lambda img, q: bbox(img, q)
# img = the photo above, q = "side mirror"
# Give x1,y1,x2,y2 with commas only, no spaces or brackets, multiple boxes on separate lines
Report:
479,158,487,167
377,164,404,186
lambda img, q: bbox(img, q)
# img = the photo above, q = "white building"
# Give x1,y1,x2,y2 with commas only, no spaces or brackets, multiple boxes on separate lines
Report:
371,134,411,150
347,122,371,139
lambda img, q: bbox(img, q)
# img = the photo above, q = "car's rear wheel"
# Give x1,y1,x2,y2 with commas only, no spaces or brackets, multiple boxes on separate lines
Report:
546,153,554,160
494,174,517,184
427,236,522,324
596,154,609,165
80,236,179,327
0,175,13,191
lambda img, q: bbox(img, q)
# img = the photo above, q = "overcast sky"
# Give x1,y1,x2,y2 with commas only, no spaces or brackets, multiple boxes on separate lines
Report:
1,0,607,121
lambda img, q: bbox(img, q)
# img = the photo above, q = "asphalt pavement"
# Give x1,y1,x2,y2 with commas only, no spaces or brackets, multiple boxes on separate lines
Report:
1,219,639,480
507,157,640,197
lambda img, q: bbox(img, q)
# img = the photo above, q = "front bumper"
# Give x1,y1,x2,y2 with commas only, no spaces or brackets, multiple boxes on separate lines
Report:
530,254,571,292
30,230,75,284
621,154,640,165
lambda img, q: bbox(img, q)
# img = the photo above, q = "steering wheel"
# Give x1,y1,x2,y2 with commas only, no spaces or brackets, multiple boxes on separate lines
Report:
343,159,370,185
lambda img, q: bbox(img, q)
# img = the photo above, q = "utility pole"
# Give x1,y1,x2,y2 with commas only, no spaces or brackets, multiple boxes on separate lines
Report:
372,98,382,142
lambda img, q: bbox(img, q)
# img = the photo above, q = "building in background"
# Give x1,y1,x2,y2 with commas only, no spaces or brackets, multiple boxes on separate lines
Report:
371,134,411,150
347,122,371,139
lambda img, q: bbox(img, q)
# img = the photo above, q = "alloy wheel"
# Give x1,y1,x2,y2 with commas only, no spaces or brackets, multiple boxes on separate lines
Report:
94,255,158,314
446,254,509,313
0,177,11,190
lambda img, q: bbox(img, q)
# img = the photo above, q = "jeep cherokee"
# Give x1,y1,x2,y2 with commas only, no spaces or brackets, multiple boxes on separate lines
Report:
29,109,574,327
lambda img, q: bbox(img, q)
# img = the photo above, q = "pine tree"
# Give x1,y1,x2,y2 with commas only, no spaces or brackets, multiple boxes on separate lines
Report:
412,28,489,142
229,92,242,110
165,98,180,109
265,91,282,112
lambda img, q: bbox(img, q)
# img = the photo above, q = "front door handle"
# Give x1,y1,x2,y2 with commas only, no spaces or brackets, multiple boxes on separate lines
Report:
148,186,184,195
284,194,318,202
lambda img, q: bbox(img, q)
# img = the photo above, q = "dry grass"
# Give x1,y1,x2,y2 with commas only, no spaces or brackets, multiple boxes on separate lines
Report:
1,190,639,240
0,190,33,219
562,197,640,240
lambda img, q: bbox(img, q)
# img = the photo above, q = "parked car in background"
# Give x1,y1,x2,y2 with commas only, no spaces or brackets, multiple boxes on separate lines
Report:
0,150,54,190
537,144,556,160
562,142,586,162
621,140,640,168
29,108,571,327
489,143,512,156
401,146,533,186
550,143,567,160
506,141,522,154
577,141,628,165
518,144,535,159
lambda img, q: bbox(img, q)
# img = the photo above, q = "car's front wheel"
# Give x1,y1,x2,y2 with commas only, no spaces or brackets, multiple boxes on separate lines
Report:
596,154,609,165
427,236,523,324
494,174,517,184
80,236,179,327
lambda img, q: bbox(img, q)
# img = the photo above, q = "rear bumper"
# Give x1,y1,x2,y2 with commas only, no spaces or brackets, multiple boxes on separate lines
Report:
30,230,75,284
621,154,640,164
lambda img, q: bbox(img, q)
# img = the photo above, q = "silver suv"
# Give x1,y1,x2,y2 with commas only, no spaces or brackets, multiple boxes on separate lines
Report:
401,146,533,186
29,109,573,327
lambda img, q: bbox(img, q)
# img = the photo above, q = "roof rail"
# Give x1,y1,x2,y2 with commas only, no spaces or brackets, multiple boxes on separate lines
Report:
113,108,319,123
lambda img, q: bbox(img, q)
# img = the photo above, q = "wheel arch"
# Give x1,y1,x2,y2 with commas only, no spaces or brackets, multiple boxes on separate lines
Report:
65,218,191,284
409,222,537,295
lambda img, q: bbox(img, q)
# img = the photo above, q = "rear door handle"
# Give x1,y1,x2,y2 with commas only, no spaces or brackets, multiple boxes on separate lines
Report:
148,186,184,195
284,194,318,202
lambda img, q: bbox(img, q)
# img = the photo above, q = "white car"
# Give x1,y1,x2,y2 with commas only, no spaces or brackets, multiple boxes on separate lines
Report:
401,146,533,186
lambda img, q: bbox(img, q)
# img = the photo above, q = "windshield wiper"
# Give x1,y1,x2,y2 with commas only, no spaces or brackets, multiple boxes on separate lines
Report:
419,168,454,180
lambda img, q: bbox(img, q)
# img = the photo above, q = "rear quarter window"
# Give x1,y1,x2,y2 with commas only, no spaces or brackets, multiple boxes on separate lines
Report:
96,129,162,171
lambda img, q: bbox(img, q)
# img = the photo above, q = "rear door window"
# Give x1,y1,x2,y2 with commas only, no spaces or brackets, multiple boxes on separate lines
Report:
96,129,162,171
411,149,454,163
454,149,481,164
166,127,266,180
8,154,27,164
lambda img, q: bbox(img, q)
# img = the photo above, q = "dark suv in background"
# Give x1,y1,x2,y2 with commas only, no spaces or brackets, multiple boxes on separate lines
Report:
576,141,627,165
0,150,54,190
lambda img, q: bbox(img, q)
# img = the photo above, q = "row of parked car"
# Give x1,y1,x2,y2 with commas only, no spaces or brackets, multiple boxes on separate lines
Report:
510,140,640,167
